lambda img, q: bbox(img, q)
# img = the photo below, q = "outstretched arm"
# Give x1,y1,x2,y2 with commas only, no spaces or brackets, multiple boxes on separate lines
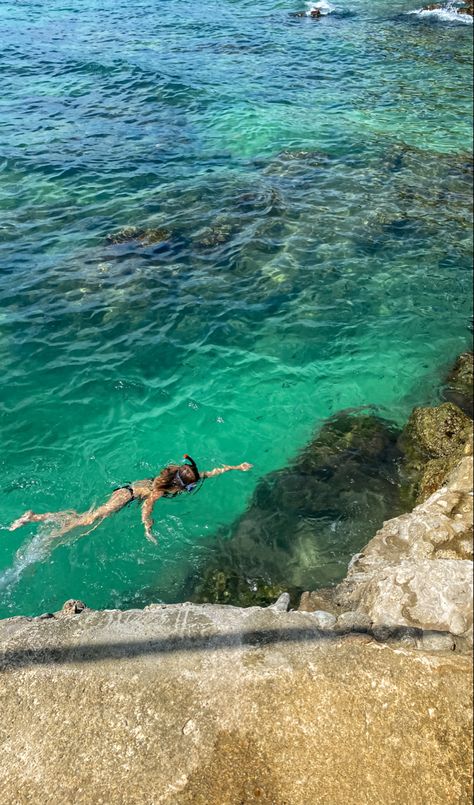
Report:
201,462,253,479
141,490,164,543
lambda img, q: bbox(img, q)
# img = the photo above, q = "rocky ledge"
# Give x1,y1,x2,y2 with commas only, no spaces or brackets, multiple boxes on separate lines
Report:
322,438,472,651
0,600,472,805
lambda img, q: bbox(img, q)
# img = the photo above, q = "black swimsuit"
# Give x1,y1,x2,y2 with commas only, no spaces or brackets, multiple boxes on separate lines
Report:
114,484,135,502
114,475,201,502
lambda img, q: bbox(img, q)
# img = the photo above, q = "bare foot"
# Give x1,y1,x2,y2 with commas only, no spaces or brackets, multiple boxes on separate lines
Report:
145,530,157,544
9,511,34,531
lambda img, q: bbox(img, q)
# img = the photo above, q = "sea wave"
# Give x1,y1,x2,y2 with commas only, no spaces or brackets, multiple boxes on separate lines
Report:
305,1,337,15
408,3,473,22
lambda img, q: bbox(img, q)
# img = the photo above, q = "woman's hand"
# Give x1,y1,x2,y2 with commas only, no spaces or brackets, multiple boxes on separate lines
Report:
202,462,254,478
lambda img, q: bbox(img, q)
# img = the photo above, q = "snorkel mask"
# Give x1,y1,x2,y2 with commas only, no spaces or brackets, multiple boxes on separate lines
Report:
175,454,200,492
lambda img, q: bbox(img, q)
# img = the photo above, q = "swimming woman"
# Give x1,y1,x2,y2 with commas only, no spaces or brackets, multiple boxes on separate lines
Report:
9,455,253,544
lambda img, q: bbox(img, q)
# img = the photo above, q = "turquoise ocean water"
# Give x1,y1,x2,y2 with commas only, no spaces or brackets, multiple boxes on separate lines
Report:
0,0,472,617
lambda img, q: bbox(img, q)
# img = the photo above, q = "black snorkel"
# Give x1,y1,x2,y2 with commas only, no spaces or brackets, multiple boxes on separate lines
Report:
183,454,200,479
175,454,201,493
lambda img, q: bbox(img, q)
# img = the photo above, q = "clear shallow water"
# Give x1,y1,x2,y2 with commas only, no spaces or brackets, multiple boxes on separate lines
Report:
0,0,472,617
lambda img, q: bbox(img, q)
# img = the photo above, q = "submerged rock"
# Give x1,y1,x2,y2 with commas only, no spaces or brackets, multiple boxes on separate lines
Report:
401,401,471,459
442,351,473,418
191,412,404,605
259,149,331,178
289,8,322,17
398,401,473,503
196,222,234,248
194,568,293,608
106,225,172,246
236,186,285,215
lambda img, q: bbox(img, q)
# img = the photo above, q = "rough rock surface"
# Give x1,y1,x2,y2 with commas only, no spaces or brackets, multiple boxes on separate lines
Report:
398,401,473,504
0,604,472,805
442,351,474,418
422,1,473,13
335,448,473,645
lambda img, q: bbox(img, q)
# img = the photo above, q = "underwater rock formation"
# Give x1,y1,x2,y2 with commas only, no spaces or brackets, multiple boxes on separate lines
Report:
457,0,473,14
191,412,404,606
106,225,172,246
195,220,234,248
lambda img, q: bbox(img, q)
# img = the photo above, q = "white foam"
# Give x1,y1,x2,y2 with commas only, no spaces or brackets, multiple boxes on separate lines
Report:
305,1,336,16
408,2,473,22
0,530,52,592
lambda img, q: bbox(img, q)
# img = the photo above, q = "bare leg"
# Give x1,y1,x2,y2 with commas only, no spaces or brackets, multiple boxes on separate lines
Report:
9,488,134,535
9,510,75,531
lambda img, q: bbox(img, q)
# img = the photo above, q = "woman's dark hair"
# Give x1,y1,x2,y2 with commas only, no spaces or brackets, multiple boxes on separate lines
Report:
152,456,199,495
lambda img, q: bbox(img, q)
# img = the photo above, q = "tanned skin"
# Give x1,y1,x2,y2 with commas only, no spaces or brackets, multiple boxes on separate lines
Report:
9,461,253,543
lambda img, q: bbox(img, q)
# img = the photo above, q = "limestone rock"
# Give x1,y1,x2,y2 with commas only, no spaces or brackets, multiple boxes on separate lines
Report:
335,453,473,645
309,610,337,630
268,592,290,612
348,558,472,637
335,610,372,633
62,599,87,615
457,0,473,14
401,402,472,461
421,1,473,14
0,604,471,805
298,588,339,614
419,630,456,652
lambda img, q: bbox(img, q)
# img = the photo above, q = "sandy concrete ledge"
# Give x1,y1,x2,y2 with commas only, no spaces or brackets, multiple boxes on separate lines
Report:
0,603,472,805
